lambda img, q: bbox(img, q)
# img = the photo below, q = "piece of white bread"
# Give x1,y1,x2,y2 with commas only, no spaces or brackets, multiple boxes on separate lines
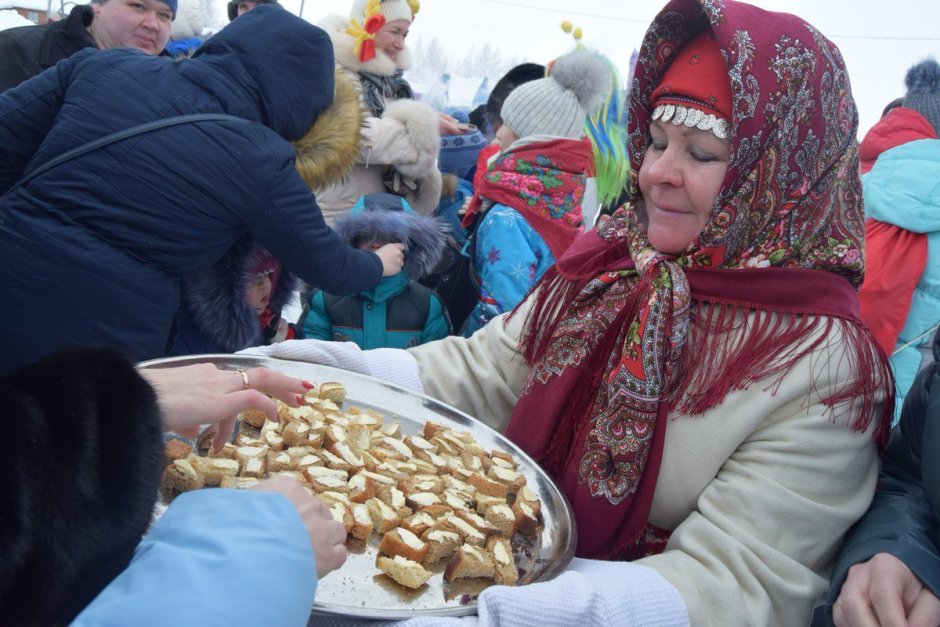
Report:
318,381,346,404
192,456,240,486
350,503,373,540
487,536,518,585
219,476,261,489
379,527,428,563
377,555,433,589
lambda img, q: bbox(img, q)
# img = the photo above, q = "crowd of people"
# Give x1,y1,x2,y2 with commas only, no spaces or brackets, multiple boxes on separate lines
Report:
1,0,938,625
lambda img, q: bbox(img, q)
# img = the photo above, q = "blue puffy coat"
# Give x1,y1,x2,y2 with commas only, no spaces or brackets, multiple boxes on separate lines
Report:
0,5,381,375
462,203,555,336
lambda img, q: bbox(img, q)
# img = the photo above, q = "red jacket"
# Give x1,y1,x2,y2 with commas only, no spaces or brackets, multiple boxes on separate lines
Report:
859,107,936,174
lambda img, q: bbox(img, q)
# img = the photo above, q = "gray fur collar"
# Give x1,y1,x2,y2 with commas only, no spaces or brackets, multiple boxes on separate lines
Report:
334,209,447,279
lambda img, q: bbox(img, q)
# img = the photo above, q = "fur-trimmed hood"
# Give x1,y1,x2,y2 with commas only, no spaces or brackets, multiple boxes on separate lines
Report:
335,195,448,279
293,69,363,189
179,238,297,352
318,14,412,77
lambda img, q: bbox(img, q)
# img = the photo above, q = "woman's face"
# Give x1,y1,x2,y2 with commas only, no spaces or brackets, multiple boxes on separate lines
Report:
374,19,409,60
639,120,731,254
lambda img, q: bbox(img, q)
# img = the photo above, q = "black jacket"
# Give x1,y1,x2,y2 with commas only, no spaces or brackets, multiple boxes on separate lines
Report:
818,331,940,623
0,4,96,92
0,5,383,374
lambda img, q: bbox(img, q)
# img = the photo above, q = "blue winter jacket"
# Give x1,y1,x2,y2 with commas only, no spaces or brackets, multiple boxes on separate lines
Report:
463,203,555,336
0,5,381,375
73,490,318,626
863,139,940,417
304,272,451,349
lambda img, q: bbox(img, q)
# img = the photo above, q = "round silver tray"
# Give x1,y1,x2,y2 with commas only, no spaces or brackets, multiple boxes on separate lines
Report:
140,354,577,619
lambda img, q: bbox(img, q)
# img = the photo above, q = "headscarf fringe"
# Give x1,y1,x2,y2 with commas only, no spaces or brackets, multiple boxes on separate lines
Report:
669,300,894,446
512,265,584,366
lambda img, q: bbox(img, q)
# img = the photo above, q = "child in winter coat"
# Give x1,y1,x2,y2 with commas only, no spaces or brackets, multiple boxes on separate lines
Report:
302,194,451,349
461,48,623,336
170,240,299,355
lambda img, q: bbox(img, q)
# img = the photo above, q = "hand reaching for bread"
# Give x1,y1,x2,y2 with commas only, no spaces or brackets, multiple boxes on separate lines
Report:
140,364,310,452
253,476,348,578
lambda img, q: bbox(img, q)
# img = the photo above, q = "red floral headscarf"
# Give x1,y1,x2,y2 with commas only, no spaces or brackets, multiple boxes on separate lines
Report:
505,0,893,560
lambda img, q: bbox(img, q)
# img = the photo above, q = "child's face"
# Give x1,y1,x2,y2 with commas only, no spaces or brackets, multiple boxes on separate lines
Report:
358,239,387,252
495,124,518,151
245,273,273,315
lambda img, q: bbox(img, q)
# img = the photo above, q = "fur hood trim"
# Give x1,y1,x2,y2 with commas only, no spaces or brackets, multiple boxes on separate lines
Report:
181,238,297,352
319,14,412,77
406,167,443,216
294,70,363,190
335,209,447,279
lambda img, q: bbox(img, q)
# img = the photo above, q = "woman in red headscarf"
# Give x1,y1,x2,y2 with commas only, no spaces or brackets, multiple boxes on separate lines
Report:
257,0,894,623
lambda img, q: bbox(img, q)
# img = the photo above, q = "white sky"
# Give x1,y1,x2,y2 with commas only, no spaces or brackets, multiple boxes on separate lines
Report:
278,0,940,138
5,0,938,135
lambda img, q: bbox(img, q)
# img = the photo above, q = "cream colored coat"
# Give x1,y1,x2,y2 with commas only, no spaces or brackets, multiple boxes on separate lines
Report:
409,303,881,626
315,16,442,226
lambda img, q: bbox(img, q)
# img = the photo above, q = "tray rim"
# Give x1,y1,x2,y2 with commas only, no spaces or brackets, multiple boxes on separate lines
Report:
140,353,577,619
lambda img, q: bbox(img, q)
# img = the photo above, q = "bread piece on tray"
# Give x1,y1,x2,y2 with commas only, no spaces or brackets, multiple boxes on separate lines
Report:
193,456,240,486
163,459,204,493
377,555,433,589
423,529,461,563
443,543,495,582
165,438,192,463
379,527,428,562
487,536,518,585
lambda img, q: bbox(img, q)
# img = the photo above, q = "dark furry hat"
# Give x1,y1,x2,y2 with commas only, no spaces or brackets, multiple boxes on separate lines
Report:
904,57,940,136
335,194,448,280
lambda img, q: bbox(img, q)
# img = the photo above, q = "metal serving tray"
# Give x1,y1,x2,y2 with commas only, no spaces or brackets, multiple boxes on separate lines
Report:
140,353,576,619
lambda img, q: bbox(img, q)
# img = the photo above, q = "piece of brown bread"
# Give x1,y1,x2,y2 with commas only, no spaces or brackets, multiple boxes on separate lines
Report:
162,459,205,493
165,438,192,463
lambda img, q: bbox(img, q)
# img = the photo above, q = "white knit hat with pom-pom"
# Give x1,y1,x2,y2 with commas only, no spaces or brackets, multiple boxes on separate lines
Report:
500,49,611,140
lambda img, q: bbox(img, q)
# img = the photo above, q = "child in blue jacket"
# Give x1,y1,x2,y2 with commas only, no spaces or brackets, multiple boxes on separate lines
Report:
302,194,452,349
461,48,625,336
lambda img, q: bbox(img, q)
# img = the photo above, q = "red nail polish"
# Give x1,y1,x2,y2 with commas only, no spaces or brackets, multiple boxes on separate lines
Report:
301,380,315,390
296,394,305,405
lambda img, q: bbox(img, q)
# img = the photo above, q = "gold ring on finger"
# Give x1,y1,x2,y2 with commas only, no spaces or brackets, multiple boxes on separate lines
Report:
236,368,249,390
